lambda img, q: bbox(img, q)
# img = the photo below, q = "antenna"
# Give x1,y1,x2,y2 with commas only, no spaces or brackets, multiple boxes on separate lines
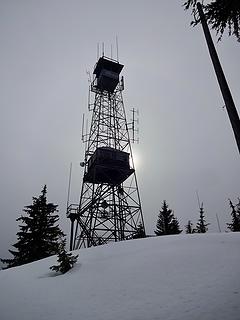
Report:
102,42,104,57
111,44,113,59
196,190,201,209
81,114,85,141
67,163,72,210
81,113,89,146
97,43,99,60
216,213,221,232
88,86,92,111
84,118,89,155
129,108,139,143
116,36,119,61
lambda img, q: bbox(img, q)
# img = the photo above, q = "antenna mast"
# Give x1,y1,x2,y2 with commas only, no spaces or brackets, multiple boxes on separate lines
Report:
196,190,201,209
66,163,72,209
116,36,119,61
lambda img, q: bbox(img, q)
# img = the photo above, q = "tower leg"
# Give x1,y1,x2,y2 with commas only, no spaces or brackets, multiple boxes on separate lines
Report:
69,218,75,251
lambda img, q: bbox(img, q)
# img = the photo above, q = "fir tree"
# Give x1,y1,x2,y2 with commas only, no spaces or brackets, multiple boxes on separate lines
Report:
227,198,240,232
155,201,182,236
133,223,146,239
195,203,209,233
50,236,78,274
171,216,182,234
183,0,240,42
185,220,195,234
1,185,64,268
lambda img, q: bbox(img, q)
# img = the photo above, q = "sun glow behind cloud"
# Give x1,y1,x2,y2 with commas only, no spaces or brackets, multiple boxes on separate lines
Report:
131,149,141,170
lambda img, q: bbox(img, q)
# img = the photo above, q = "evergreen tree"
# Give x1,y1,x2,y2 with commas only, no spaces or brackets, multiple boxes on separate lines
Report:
171,216,182,234
183,0,240,41
50,236,78,274
1,185,64,268
227,198,240,232
133,223,146,239
195,203,209,233
185,220,195,234
155,201,182,236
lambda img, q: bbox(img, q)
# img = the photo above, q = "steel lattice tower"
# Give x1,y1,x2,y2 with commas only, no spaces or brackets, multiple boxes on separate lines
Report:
67,56,145,250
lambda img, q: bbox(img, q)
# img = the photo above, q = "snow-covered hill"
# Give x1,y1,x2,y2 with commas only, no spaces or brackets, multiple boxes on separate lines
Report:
0,233,240,320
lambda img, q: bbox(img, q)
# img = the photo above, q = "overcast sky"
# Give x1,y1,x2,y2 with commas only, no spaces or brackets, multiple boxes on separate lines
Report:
0,0,239,262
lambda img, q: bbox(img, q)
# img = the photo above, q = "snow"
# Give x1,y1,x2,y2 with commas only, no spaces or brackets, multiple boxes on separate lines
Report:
0,233,240,320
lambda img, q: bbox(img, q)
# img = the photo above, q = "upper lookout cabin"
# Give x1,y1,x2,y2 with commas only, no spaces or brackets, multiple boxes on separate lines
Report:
93,57,124,93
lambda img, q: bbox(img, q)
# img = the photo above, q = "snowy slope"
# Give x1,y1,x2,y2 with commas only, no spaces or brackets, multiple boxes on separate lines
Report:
0,233,240,320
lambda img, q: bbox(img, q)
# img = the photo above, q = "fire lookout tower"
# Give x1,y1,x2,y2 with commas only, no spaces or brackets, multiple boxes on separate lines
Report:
67,55,145,249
